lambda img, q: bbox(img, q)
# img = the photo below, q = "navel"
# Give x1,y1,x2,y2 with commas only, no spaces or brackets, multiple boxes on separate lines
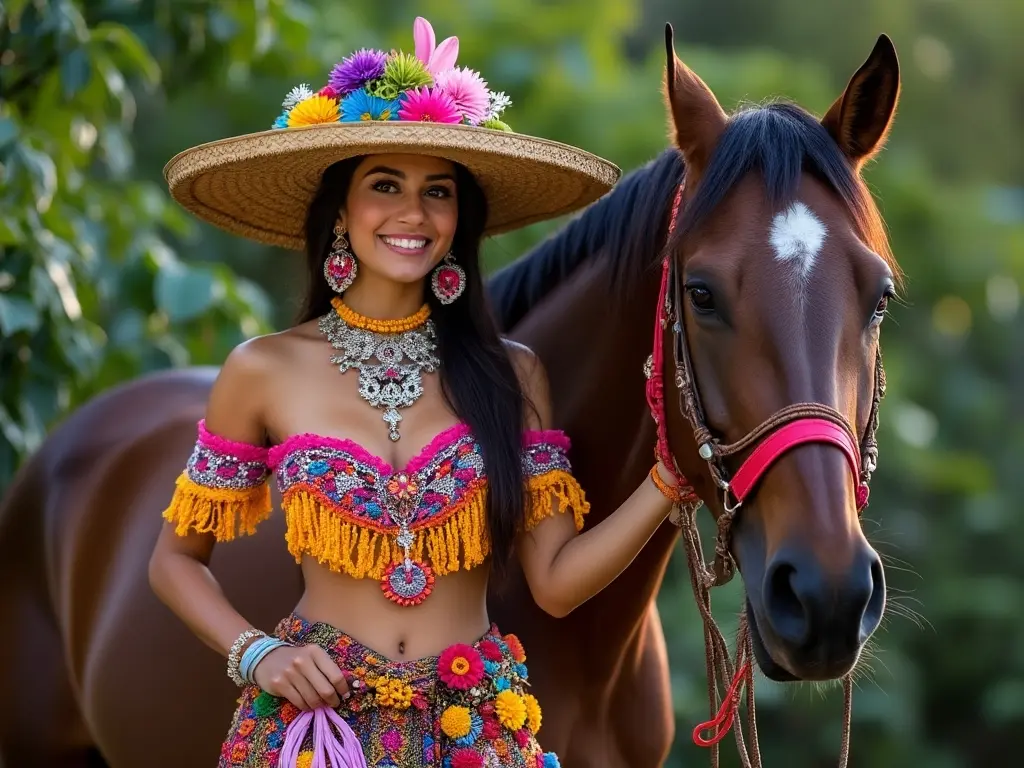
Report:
397,640,406,656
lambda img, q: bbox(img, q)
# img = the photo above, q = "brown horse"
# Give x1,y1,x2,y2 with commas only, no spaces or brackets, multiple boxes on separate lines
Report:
0,28,900,768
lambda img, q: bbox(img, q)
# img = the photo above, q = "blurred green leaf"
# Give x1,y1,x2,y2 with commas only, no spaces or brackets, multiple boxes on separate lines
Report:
0,119,18,150
60,46,92,98
0,294,42,334
154,261,220,321
90,22,161,87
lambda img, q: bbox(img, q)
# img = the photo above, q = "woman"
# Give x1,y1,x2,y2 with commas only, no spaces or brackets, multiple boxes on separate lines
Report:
150,17,686,768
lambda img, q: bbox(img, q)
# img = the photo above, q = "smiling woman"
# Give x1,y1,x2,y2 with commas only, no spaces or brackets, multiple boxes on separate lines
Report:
142,14,708,768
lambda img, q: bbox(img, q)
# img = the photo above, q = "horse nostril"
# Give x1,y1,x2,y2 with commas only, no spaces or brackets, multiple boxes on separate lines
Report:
765,560,809,646
862,550,886,636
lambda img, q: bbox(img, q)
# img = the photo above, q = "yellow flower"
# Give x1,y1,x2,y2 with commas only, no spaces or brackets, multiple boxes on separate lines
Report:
495,690,527,731
286,95,340,127
373,677,413,709
523,693,542,734
440,705,472,739
296,751,314,768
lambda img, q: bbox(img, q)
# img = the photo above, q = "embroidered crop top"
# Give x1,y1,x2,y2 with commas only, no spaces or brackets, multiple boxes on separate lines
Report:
162,420,590,580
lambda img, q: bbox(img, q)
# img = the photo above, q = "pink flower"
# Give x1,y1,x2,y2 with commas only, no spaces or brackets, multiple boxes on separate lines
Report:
381,728,403,753
398,87,462,124
482,717,501,740
450,748,485,768
413,17,459,76
437,643,485,690
435,67,490,125
515,728,531,748
478,639,503,662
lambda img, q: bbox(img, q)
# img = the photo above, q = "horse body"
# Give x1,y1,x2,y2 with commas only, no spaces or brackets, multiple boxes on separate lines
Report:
0,28,903,768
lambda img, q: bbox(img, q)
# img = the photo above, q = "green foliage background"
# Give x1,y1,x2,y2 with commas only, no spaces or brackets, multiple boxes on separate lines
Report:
2,1,1021,765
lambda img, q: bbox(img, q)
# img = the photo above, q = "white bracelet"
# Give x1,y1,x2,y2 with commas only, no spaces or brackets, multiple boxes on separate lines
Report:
227,628,266,687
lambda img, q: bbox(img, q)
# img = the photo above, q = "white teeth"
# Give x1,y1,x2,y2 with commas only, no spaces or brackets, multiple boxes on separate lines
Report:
382,236,428,250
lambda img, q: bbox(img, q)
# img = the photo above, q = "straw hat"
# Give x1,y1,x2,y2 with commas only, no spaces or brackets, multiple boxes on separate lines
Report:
164,18,620,251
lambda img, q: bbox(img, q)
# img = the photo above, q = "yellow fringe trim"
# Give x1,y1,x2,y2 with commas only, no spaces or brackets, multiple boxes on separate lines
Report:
162,472,272,541
283,483,491,579
283,469,589,577
525,469,590,532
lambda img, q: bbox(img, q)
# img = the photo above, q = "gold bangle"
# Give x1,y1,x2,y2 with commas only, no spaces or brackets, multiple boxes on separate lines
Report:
649,463,684,503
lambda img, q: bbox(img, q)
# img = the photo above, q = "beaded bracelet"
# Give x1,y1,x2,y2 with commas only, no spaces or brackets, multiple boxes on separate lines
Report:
649,463,685,504
227,628,266,687
239,636,291,685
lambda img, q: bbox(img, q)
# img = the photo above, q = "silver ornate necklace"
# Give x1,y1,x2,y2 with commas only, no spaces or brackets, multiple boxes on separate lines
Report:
318,298,439,441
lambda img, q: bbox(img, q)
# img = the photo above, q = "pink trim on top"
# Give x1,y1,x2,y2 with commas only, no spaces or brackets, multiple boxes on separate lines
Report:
268,433,392,475
405,423,473,475
523,429,571,452
196,419,268,462
268,423,473,477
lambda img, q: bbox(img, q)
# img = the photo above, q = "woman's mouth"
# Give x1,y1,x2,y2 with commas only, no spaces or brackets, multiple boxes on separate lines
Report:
379,235,432,256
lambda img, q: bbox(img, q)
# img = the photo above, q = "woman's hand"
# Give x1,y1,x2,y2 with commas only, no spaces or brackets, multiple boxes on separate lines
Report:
252,644,351,711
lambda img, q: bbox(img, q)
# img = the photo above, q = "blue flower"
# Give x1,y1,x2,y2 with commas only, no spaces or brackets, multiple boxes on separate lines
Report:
307,460,330,476
483,660,500,677
494,677,511,692
341,88,400,122
271,111,289,129
514,663,529,679
542,753,561,768
455,712,483,746
363,502,383,519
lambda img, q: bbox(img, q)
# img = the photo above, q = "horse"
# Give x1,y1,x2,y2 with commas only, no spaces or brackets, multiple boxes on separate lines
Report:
0,26,901,768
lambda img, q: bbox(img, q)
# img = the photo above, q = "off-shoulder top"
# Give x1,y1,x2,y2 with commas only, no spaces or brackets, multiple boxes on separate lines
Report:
162,420,589,580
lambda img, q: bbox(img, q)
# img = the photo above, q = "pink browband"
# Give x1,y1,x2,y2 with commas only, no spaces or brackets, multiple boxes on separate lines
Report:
727,418,868,508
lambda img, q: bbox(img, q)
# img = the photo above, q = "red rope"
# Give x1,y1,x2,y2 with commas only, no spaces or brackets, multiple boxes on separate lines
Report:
691,662,750,747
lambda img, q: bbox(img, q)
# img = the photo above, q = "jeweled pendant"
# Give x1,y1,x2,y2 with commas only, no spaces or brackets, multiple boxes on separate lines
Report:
382,560,435,606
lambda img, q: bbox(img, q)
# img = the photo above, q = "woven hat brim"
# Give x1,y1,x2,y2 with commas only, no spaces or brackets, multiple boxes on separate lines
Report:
163,122,621,250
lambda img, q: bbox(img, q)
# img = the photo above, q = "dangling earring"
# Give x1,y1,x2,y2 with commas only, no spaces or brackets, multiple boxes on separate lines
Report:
323,224,357,294
431,251,465,305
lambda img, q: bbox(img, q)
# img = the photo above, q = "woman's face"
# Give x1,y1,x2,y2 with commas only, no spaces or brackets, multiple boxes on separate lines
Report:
342,153,459,288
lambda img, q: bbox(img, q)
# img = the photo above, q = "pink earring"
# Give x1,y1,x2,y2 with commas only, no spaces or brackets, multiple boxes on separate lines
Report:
431,252,465,305
323,224,357,294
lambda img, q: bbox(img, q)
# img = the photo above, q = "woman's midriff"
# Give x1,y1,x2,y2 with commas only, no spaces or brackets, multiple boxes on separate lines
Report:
295,556,493,661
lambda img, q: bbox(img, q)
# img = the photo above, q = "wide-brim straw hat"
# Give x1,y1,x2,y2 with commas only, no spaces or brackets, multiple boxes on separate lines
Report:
163,17,620,251
164,121,620,250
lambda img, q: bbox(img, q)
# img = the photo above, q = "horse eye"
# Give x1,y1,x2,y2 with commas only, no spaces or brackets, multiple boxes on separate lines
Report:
874,295,890,315
688,286,716,313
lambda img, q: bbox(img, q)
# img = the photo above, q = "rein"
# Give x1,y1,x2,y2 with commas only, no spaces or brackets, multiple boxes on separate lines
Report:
644,182,887,768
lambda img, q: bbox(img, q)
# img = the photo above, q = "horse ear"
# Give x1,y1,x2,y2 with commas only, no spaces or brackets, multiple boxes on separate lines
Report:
821,34,901,170
663,23,727,179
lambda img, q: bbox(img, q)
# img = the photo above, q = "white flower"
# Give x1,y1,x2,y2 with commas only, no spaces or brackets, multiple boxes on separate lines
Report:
282,84,314,109
486,90,512,120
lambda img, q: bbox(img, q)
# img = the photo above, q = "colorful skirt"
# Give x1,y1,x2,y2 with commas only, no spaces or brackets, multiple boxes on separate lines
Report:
218,614,561,768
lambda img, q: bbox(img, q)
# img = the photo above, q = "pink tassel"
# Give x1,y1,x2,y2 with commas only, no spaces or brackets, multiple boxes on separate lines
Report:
277,707,367,768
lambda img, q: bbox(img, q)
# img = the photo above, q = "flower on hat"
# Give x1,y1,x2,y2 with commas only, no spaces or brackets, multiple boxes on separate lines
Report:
369,52,433,102
282,84,314,110
413,16,459,76
435,67,490,125
485,90,513,121
438,643,485,689
286,94,340,127
398,87,462,124
329,48,388,96
480,118,512,132
341,89,400,122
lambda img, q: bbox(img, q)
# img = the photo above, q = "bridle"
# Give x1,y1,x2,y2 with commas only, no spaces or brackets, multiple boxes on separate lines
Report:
644,182,887,768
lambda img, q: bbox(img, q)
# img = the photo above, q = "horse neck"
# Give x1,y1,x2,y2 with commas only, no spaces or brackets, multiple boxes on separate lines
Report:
510,254,681,631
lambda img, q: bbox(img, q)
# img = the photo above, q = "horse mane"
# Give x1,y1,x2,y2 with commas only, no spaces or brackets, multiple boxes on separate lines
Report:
488,149,684,330
489,101,898,330
671,101,898,283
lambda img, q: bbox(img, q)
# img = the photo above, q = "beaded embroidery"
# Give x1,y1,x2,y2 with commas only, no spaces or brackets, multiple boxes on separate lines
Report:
162,422,590,578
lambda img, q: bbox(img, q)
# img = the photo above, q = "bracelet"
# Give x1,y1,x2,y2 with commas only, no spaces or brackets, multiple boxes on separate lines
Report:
649,463,684,504
227,628,266,687
240,637,291,685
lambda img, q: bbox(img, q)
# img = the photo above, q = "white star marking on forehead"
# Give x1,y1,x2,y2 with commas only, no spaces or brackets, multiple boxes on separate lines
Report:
769,202,827,281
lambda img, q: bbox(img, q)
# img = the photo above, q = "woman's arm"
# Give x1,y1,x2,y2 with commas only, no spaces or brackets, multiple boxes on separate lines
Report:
148,340,349,710
511,346,677,619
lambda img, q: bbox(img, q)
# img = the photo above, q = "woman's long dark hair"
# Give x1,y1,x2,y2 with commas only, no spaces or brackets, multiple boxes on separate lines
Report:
298,157,526,575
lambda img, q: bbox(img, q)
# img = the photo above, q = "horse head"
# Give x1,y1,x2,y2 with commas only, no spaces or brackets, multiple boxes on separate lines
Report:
661,26,901,682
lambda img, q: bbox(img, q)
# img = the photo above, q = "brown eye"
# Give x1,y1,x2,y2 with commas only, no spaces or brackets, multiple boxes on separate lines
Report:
688,286,716,313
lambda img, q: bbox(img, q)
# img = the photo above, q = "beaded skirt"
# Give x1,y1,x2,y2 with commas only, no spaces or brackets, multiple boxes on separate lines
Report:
218,614,560,768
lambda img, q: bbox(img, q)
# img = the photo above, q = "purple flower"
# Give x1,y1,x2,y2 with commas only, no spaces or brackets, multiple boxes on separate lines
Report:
329,49,388,96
